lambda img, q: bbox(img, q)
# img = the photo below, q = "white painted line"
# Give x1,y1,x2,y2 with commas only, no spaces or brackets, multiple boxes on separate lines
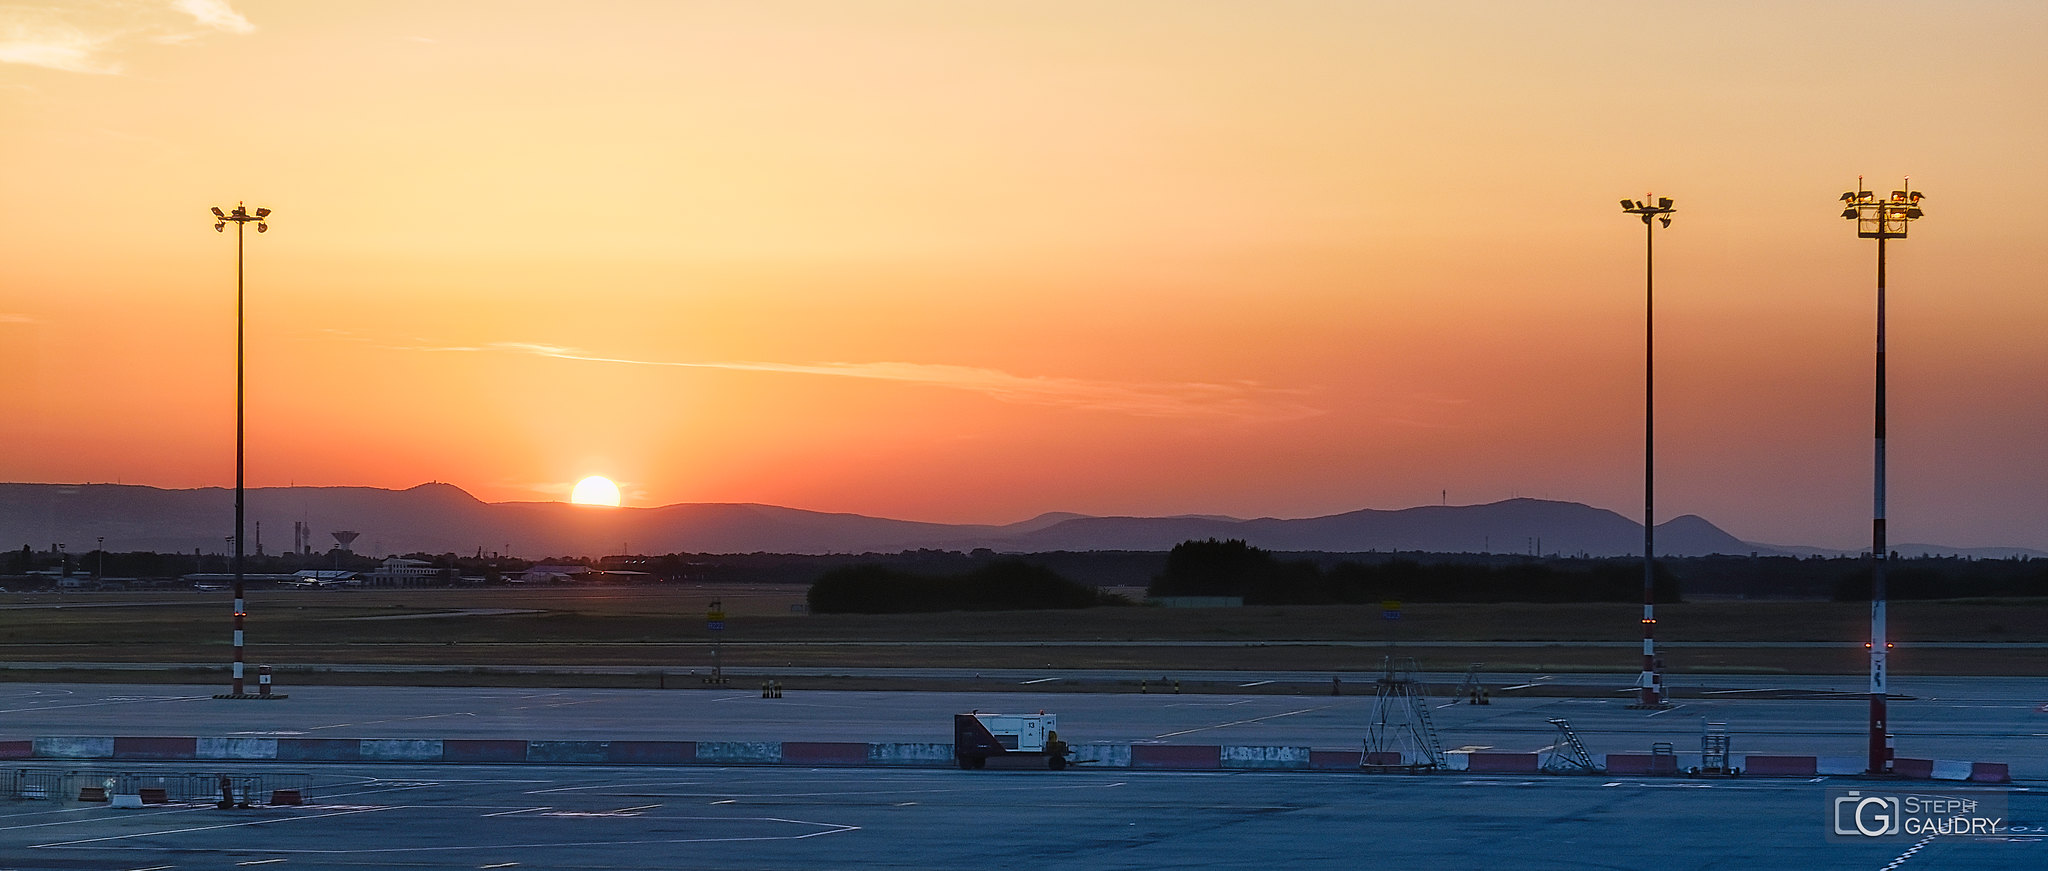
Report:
33,806,396,849
1237,680,1274,688
1021,677,1060,685
710,799,736,805
1649,704,1688,717
480,864,520,869
1152,705,1331,739
481,806,550,817
610,804,662,814
124,866,174,871
235,860,288,867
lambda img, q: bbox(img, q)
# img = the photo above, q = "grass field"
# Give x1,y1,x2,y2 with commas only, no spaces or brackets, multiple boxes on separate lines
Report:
2,585,2043,687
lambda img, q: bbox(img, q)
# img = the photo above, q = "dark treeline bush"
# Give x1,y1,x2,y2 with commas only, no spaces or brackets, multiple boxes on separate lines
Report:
1149,539,1681,604
1832,561,2048,601
807,559,1127,614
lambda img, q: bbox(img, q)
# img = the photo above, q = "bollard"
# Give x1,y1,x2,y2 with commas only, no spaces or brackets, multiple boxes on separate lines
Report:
1140,679,1148,694
1174,679,1181,695
258,665,272,698
1332,677,1342,696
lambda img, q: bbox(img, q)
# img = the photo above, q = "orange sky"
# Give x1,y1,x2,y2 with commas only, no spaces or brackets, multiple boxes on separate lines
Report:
3,1,2045,550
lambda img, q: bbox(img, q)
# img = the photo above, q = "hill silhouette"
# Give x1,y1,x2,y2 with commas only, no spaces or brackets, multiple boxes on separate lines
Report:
0,481,1940,559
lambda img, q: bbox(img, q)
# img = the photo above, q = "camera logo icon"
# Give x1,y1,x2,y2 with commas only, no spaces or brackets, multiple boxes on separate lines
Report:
1834,791,1902,837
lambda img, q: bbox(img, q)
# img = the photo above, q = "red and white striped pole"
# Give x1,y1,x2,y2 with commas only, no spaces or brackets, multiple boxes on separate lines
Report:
258,664,271,698
1840,179,1921,774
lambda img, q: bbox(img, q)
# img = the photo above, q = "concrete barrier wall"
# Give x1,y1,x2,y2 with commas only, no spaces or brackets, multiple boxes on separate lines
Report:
1740,755,1818,776
1970,762,2010,784
1312,750,1362,770
1603,754,1678,775
608,741,695,765
444,739,528,763
196,737,277,761
114,737,198,760
6,734,2008,779
869,742,954,766
1132,744,1219,769
1069,743,1131,768
527,741,611,764
1465,753,1539,773
1223,746,1309,770
360,739,443,762
695,741,782,765
278,738,360,762
34,737,112,759
782,742,869,766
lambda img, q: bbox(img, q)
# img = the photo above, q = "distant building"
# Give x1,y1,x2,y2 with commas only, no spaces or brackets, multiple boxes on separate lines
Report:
366,558,444,588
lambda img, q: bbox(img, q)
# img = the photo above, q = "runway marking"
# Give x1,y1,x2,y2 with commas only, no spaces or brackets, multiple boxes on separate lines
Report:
303,712,481,731
480,864,520,869
122,866,173,871
37,813,863,853
0,694,211,715
31,806,397,848
235,860,287,866
1021,677,1060,685
1649,704,1688,717
1238,681,1274,688
1879,832,1936,870
1151,705,1331,739
481,807,551,817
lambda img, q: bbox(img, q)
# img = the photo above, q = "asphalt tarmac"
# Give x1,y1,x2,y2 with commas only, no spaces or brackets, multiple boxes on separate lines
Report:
0,765,2039,870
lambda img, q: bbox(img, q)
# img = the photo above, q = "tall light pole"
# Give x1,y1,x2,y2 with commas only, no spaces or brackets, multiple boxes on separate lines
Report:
1840,178,1922,774
1620,194,1674,709
212,202,270,698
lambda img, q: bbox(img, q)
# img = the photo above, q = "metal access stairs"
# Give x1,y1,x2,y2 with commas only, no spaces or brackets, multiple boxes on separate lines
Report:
1541,717,1600,773
1362,656,1447,770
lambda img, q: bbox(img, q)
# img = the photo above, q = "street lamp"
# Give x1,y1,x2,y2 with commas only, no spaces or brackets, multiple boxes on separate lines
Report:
1619,195,1675,709
212,202,271,698
1840,178,1923,774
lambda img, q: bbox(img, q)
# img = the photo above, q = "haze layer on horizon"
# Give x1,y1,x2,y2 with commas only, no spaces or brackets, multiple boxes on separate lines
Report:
2,1,2043,551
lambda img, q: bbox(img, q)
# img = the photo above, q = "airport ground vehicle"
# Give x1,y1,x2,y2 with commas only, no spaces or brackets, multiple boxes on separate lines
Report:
953,712,1069,770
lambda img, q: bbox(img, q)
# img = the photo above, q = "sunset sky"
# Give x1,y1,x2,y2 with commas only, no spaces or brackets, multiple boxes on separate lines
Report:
3,1,2044,551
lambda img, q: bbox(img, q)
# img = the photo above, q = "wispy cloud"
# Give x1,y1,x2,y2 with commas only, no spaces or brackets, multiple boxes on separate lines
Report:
0,0,255,74
386,338,1323,421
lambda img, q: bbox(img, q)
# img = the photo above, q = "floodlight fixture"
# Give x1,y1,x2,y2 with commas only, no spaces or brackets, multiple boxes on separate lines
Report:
1840,176,1923,239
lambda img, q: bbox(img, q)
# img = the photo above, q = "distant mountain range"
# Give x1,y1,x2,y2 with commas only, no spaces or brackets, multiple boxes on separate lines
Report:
1,482,2039,560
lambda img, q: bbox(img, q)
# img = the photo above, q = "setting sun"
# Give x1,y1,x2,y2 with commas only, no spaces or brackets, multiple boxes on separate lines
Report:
570,476,622,507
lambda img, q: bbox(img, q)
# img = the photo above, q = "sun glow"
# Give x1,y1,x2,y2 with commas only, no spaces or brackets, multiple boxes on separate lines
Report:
570,475,622,507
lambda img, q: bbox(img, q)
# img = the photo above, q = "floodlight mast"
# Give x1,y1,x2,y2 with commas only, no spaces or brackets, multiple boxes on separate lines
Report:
212,202,271,697
1619,194,1675,709
1839,177,1922,774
